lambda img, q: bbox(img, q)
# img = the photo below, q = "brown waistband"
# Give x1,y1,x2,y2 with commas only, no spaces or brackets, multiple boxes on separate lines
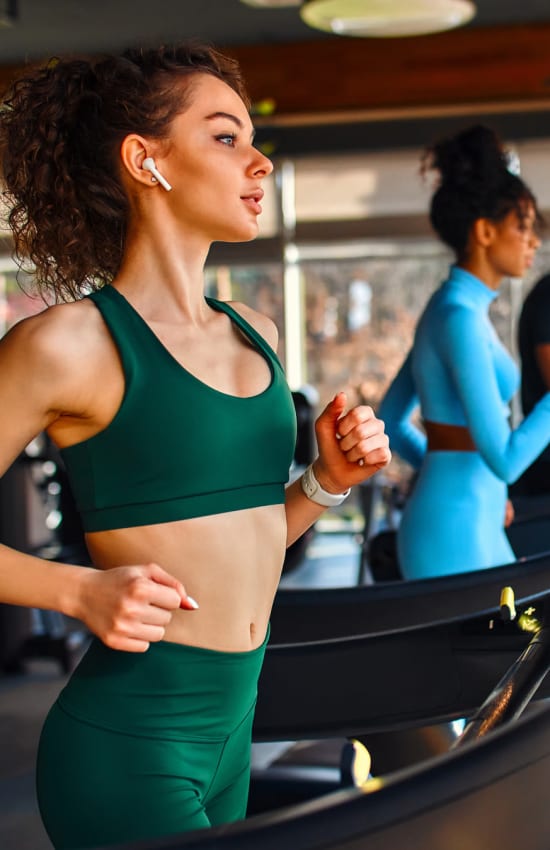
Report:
424,420,476,452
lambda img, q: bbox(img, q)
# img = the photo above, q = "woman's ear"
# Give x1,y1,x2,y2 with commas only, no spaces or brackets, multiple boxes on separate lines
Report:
119,134,157,189
472,217,497,247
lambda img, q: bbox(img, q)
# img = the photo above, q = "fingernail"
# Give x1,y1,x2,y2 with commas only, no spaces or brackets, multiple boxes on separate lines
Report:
358,458,365,467
187,596,199,609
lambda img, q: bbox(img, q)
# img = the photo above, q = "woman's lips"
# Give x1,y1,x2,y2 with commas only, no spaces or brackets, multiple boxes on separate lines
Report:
241,196,263,214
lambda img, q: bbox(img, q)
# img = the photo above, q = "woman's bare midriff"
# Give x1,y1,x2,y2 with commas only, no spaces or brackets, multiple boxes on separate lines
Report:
85,503,287,651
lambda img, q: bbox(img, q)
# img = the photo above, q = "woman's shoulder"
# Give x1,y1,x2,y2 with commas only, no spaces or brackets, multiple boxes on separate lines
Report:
431,289,480,327
3,297,103,362
0,296,113,424
225,300,279,351
0,297,113,401
421,294,483,359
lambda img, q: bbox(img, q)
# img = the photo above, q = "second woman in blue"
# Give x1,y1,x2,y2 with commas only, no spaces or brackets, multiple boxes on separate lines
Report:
379,125,550,580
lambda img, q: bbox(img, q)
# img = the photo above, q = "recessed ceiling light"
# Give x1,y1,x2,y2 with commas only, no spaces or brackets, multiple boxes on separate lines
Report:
300,0,476,37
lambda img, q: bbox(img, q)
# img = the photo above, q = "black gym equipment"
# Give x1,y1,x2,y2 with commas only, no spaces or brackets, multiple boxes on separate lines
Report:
506,492,550,558
249,583,550,810
249,549,550,810
269,549,550,644
254,592,550,741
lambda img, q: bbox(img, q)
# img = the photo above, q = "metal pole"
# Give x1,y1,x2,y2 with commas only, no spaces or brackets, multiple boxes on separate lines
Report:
278,159,305,391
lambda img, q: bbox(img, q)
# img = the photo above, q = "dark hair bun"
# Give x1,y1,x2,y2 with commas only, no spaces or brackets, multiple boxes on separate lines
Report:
422,123,539,258
428,124,510,190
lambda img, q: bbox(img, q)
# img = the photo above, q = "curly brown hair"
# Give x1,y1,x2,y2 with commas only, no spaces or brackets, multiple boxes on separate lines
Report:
0,43,249,302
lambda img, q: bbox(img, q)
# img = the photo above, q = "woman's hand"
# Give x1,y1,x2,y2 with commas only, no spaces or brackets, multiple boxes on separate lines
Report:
74,562,198,652
504,498,515,528
313,391,391,494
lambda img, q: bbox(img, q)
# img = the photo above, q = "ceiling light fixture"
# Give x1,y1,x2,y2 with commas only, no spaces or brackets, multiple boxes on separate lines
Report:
240,0,476,37
301,0,476,37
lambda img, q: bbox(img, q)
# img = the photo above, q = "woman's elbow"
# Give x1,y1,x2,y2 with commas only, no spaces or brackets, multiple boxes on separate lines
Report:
486,459,521,485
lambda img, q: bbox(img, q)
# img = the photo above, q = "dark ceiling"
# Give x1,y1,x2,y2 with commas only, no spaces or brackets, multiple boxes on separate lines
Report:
1,0,550,62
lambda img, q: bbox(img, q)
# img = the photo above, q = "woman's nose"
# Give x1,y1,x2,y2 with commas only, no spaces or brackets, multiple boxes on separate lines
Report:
253,149,273,177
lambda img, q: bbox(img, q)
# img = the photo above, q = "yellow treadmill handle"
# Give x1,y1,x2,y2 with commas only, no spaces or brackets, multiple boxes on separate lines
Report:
500,586,516,622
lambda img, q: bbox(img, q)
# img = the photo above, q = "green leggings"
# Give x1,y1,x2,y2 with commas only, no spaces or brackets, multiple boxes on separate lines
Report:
36,632,268,850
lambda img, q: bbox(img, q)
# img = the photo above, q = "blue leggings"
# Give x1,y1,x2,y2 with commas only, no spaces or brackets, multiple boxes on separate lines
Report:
398,452,514,579
36,633,268,849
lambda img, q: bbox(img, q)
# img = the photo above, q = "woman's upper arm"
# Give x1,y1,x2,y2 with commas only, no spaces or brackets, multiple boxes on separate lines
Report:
378,351,425,468
0,311,79,475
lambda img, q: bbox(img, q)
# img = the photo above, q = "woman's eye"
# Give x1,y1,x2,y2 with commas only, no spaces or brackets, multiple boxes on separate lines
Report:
216,133,237,146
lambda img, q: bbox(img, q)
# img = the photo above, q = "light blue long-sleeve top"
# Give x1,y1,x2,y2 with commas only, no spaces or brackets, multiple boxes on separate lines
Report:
379,265,550,578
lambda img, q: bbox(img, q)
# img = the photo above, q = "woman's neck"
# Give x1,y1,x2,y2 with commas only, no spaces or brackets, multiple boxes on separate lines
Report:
456,259,503,292
113,223,212,321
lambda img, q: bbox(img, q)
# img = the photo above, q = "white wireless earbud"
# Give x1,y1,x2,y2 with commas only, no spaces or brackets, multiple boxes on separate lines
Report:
142,157,172,192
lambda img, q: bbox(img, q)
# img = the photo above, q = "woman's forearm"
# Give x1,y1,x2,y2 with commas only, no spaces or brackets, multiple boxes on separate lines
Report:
0,542,88,616
0,542,189,652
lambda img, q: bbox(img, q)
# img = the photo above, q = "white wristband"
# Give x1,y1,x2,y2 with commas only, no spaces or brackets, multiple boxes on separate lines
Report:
301,463,350,507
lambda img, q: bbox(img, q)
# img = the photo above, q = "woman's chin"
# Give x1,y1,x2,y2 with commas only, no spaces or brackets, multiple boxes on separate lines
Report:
220,226,259,244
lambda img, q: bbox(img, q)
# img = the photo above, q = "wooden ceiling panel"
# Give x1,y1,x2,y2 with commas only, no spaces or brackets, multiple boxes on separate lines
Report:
1,24,549,135
227,24,550,120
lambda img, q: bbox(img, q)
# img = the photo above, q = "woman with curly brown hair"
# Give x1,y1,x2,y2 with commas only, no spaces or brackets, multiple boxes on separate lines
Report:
0,43,390,848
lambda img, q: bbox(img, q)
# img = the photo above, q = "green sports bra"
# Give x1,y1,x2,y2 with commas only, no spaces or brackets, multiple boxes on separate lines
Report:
60,286,297,532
